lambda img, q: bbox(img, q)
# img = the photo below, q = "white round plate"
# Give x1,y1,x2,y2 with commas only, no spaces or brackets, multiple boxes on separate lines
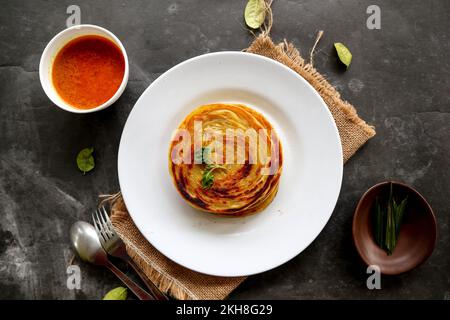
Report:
118,52,343,277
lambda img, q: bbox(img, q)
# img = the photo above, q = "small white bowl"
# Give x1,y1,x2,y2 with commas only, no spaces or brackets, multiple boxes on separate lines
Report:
39,24,129,113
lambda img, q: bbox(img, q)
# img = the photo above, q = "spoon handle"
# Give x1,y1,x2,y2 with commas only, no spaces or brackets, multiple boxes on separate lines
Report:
106,260,154,300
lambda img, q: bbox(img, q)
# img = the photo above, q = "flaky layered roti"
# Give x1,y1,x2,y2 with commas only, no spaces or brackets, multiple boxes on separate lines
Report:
169,103,283,216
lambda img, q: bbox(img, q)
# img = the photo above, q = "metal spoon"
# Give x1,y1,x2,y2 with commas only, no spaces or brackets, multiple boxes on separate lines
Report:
70,221,153,300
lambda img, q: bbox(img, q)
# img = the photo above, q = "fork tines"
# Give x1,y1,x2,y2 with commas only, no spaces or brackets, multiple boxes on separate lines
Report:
92,206,116,244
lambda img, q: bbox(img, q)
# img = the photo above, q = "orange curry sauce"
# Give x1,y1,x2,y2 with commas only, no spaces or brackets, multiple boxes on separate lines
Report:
52,35,125,109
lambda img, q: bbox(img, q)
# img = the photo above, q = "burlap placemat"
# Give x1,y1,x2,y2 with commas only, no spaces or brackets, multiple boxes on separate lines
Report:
108,34,376,300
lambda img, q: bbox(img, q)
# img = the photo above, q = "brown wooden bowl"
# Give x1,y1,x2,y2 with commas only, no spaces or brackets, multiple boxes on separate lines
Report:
352,181,437,275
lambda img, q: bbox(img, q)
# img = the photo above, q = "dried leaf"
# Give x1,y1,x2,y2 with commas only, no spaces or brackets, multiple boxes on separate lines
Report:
245,0,266,29
334,42,352,68
103,287,128,300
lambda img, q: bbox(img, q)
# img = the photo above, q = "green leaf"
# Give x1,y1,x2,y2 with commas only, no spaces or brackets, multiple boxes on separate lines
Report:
201,164,227,189
395,197,408,238
244,0,266,29
385,195,394,255
373,183,408,256
374,198,383,247
76,147,95,174
197,147,227,189
201,170,215,189
334,42,352,68
103,287,127,300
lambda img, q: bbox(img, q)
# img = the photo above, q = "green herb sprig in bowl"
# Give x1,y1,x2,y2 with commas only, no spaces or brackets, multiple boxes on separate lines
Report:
374,183,408,255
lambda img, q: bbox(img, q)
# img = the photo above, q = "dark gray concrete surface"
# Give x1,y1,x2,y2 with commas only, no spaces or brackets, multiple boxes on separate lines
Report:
0,0,449,299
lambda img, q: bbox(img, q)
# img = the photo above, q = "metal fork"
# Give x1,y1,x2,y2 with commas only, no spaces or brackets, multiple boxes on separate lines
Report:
92,206,168,300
